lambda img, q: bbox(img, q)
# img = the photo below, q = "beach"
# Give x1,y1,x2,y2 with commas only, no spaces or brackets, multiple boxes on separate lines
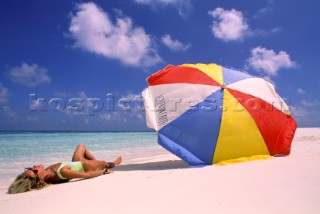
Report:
0,128,320,214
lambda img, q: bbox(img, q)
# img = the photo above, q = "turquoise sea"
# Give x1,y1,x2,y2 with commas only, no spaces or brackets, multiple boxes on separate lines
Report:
0,132,167,190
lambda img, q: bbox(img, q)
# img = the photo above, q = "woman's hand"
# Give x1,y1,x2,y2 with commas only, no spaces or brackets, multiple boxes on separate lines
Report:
103,168,113,174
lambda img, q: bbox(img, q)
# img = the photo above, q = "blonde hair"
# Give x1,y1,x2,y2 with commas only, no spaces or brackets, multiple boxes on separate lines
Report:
7,173,46,194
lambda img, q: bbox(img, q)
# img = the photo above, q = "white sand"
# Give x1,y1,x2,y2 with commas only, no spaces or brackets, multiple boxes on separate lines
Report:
1,128,320,214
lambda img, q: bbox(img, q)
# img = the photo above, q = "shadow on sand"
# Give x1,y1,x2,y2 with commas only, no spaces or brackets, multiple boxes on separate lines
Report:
47,160,188,187
115,160,189,171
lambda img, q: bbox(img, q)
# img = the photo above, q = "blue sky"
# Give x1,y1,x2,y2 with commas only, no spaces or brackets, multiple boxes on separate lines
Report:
0,0,319,131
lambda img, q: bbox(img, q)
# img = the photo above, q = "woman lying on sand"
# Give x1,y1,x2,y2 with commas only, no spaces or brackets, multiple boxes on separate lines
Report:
8,144,122,194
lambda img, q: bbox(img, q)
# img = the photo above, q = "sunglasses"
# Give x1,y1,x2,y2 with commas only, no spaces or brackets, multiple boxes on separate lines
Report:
25,168,38,176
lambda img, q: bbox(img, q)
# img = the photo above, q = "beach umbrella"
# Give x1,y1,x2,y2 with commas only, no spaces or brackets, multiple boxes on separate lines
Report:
142,63,297,166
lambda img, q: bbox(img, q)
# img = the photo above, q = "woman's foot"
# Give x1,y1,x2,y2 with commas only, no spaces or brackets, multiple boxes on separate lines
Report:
114,157,122,166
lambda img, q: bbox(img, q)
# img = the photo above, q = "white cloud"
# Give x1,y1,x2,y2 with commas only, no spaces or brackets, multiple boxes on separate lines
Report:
116,92,145,121
256,8,268,16
134,0,179,4
69,2,161,66
99,112,121,121
208,8,250,42
253,7,272,19
8,63,51,87
290,106,309,118
301,100,320,107
27,116,38,122
271,27,281,33
0,83,10,103
290,105,320,126
99,91,145,122
29,98,43,111
297,88,306,95
54,91,73,98
2,105,18,119
133,0,192,17
135,0,177,3
246,46,296,76
161,34,191,51
63,91,101,116
117,92,143,111
261,76,276,86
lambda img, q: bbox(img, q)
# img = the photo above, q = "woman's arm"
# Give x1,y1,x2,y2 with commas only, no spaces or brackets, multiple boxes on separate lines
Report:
60,167,105,179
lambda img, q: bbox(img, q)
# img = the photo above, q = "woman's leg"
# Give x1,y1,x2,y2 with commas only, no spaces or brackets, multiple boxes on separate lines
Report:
72,144,96,162
82,157,122,172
